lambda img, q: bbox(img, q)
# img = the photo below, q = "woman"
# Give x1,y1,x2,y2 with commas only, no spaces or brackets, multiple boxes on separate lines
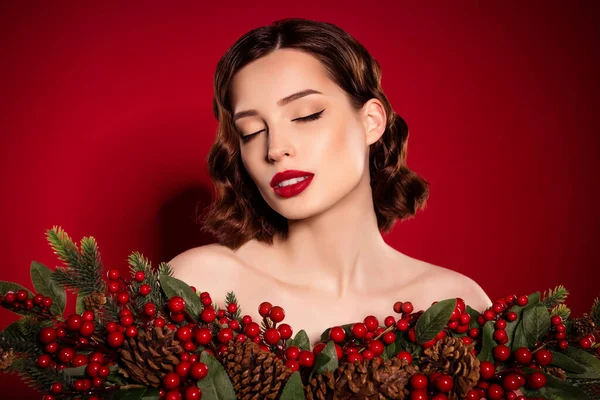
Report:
169,18,492,346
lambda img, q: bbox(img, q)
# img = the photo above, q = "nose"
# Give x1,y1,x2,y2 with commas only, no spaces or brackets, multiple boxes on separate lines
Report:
267,138,295,163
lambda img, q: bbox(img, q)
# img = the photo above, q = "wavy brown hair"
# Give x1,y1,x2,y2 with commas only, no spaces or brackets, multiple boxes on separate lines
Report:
199,18,430,250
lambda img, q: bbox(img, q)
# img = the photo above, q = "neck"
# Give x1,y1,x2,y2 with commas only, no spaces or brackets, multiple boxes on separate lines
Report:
270,170,392,299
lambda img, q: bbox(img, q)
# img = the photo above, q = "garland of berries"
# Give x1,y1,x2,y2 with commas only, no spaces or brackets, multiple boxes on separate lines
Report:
0,227,599,400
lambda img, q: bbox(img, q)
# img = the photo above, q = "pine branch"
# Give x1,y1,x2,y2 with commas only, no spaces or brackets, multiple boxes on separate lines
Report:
590,297,600,326
225,291,242,321
549,304,571,321
9,358,74,392
128,252,166,310
100,295,121,322
0,319,44,356
47,227,105,296
158,262,173,277
541,285,569,308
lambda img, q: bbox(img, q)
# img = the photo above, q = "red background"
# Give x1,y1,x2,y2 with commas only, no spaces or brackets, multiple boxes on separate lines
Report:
1,1,599,397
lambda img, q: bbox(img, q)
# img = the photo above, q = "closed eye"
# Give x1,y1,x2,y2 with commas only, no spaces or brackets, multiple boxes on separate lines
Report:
240,108,326,143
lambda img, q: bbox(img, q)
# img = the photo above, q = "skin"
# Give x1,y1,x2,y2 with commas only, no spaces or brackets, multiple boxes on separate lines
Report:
170,48,492,346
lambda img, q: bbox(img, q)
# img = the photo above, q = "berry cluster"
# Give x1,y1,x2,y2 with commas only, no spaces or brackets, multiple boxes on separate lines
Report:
1,289,54,317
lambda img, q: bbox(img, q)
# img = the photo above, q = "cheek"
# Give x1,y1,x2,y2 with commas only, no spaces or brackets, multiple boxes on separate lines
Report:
324,123,366,177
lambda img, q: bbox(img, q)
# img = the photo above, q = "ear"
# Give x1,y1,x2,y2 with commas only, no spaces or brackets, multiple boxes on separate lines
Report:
361,98,387,146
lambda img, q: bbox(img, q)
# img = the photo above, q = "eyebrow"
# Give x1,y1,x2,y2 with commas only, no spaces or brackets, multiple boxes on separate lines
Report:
232,89,323,122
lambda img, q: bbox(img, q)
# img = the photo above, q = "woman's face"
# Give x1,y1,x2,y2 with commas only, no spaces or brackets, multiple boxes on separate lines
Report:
229,48,376,221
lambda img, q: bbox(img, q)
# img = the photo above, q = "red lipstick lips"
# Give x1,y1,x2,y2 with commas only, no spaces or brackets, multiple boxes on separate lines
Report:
270,170,314,198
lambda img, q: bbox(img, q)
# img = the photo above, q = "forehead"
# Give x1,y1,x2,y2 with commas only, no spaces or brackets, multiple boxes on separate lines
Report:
229,48,337,112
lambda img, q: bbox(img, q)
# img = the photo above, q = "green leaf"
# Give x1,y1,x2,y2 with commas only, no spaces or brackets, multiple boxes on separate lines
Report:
522,304,551,346
415,298,456,344
110,387,161,399
466,305,481,330
197,351,237,400
549,350,587,374
520,368,591,400
512,319,529,350
280,371,306,400
75,294,86,315
507,292,542,351
555,347,600,379
30,261,66,316
477,320,496,363
62,365,87,377
319,323,353,344
0,281,35,316
310,341,338,379
288,330,310,351
159,275,203,319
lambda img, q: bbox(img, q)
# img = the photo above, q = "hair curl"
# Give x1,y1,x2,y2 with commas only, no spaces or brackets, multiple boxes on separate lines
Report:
199,18,430,249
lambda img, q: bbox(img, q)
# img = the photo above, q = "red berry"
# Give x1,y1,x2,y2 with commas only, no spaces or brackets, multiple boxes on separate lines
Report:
16,289,29,302
44,342,58,354
526,371,547,389
177,326,193,342
39,327,57,344
435,373,454,392
558,339,569,350
286,346,300,360
227,303,238,313
503,373,522,391
362,350,374,360
551,315,562,325
285,359,300,371
120,315,134,326
82,310,95,321
396,319,409,331
351,323,367,339
139,284,151,296
514,347,532,364
479,361,496,380
494,319,507,330
85,362,101,377
410,373,428,389
487,383,505,399
393,301,403,313
108,281,120,293
258,301,272,317
396,350,412,364
168,296,186,313
50,382,63,394
329,326,346,343
107,269,120,280
36,354,52,368
369,340,384,356
269,306,285,322
175,361,191,377
144,302,157,316
166,390,182,400
264,328,281,345
107,331,125,348
363,315,379,331
298,350,315,367
66,314,83,331
278,323,293,340
384,316,396,327
534,348,552,366
134,271,145,282
116,291,130,304
516,295,529,307
162,372,180,389
347,353,363,363
217,328,234,343
125,326,138,338
72,353,88,367
493,329,507,342
244,322,260,338
80,321,95,337
201,308,217,323
190,361,208,380
493,344,511,361
184,386,202,400
579,337,593,349
195,327,213,345
383,331,396,344
313,342,326,355
401,302,414,314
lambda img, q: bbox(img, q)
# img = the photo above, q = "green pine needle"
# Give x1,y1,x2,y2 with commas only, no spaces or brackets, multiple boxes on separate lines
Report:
590,297,600,325
549,303,571,320
225,291,242,321
541,285,569,308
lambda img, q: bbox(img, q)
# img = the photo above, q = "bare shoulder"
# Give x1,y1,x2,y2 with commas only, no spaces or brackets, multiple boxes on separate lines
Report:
166,244,244,294
398,254,493,312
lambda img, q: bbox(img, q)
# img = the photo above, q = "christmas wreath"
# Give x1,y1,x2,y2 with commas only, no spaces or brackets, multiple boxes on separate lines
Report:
1,227,599,400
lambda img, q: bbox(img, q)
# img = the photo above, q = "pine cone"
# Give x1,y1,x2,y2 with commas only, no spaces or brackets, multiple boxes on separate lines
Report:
118,326,182,387
572,314,596,339
419,336,480,400
541,365,567,380
222,339,293,400
83,291,107,311
306,357,419,400
0,348,15,371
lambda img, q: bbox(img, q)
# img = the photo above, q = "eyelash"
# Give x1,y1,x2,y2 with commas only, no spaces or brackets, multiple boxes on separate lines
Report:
240,109,325,143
